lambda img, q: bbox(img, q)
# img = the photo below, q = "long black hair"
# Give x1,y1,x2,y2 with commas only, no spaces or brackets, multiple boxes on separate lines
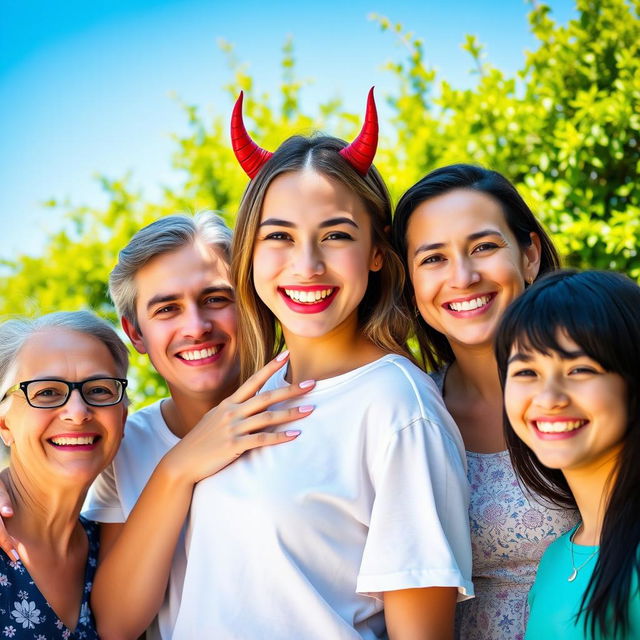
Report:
392,164,560,370
495,269,640,639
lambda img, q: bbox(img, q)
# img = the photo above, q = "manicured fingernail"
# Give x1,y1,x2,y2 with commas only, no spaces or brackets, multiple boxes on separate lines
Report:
298,379,315,389
11,550,19,562
297,405,314,413
1,507,13,516
285,430,301,437
276,350,290,362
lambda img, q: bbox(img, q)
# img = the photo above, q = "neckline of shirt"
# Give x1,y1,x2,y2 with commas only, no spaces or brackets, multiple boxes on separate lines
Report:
272,353,404,394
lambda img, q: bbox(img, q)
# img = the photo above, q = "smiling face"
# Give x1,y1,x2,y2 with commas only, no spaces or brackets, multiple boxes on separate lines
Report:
504,332,628,473
123,240,239,404
252,169,382,343
0,328,127,485
405,188,541,354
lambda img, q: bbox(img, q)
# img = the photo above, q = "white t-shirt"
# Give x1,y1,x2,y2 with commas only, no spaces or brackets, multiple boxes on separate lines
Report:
83,399,184,640
173,354,473,639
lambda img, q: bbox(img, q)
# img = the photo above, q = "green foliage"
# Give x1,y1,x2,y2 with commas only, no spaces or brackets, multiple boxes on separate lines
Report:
1,0,638,408
372,0,640,276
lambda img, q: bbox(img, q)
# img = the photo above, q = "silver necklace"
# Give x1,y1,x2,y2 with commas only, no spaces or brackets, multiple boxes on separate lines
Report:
568,523,599,582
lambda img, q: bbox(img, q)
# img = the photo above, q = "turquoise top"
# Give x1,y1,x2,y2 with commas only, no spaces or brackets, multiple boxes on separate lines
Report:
526,526,640,639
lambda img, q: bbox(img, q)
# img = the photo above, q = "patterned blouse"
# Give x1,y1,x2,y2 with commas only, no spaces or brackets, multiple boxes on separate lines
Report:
0,517,100,639
430,369,578,640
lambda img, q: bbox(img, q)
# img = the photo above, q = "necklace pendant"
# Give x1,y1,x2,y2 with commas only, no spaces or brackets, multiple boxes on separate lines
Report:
568,568,578,582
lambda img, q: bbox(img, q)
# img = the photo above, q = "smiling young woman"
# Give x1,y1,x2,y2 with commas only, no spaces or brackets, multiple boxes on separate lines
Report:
393,164,577,640
496,270,640,639
169,91,473,639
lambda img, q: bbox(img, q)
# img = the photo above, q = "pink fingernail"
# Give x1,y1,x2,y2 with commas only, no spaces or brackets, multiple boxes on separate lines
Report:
11,550,19,562
298,379,315,389
285,430,301,437
298,405,314,413
276,350,290,362
1,507,12,515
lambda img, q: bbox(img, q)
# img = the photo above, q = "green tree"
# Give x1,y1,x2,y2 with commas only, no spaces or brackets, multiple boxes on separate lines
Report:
1,0,638,408
373,0,640,275
0,40,359,408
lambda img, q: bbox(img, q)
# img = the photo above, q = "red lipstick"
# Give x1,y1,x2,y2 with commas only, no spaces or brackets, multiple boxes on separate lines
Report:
278,286,338,314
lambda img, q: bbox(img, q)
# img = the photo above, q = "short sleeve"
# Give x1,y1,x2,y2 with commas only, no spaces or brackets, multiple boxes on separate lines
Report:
356,418,473,600
82,462,126,523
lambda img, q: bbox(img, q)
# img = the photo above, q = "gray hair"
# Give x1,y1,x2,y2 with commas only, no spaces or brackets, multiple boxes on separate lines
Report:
109,211,233,328
0,311,129,402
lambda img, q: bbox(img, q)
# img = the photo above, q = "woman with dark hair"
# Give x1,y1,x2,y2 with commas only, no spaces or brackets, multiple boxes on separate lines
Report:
496,269,640,639
393,164,577,639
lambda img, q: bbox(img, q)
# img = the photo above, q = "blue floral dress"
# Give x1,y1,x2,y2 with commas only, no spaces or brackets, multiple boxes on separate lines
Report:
0,517,99,639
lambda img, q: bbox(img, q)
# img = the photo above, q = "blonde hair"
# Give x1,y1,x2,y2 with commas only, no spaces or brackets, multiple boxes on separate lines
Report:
231,135,411,382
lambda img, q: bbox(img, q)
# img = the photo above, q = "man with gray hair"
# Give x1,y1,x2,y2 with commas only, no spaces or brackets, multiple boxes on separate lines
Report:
86,211,238,638
52,212,310,638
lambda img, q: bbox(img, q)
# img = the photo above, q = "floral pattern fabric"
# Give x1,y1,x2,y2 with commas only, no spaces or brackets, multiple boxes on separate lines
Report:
455,451,577,640
429,368,578,640
0,517,99,639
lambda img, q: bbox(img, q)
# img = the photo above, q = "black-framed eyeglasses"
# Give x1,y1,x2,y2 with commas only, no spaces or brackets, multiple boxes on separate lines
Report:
1,377,128,409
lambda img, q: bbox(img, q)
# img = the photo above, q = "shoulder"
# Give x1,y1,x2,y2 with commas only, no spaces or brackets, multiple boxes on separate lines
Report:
79,516,101,544
353,354,438,398
0,551,29,608
359,355,452,423
538,529,573,568
338,355,463,448
115,398,177,460
124,399,166,434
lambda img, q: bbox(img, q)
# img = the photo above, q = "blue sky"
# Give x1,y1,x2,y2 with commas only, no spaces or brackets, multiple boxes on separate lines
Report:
1,0,576,259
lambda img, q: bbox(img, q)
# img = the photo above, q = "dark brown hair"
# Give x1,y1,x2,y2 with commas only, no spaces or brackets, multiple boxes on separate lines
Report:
392,163,560,370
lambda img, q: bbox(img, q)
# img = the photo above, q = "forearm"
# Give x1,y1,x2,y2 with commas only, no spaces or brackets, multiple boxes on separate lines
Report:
91,455,194,639
384,587,457,640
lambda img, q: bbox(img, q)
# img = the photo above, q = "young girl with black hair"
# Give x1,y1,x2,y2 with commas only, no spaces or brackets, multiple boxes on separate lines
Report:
171,90,473,638
496,269,640,639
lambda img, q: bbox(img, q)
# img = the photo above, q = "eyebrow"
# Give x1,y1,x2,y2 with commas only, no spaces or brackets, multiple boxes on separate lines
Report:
507,352,533,365
146,285,234,310
259,216,359,229
25,373,116,381
259,218,295,228
320,217,358,229
507,349,588,364
201,285,234,298
414,228,506,256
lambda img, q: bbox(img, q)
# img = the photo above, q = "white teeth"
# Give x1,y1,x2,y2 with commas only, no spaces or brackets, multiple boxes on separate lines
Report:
180,346,220,361
535,420,585,433
50,436,96,446
448,295,492,312
284,288,334,303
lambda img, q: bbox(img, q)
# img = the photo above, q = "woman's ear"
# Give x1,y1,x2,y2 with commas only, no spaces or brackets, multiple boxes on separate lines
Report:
523,232,542,283
369,247,384,273
0,416,13,447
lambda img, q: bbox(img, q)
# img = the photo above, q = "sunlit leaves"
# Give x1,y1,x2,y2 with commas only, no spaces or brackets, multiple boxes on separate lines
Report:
1,0,638,409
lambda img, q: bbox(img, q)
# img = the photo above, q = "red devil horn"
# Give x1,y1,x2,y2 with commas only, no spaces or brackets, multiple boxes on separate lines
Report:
339,87,379,175
230,92,273,179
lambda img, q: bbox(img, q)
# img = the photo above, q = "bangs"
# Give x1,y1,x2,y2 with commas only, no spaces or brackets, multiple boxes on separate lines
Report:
496,270,640,383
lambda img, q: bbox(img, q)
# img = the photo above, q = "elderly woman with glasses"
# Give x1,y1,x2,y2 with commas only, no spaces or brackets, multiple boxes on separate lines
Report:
0,311,128,639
